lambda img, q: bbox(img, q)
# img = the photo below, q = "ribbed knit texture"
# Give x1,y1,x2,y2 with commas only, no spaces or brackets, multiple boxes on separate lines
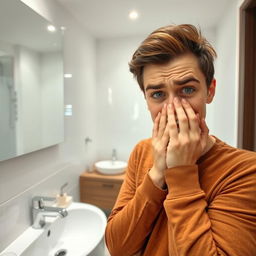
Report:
105,137,256,256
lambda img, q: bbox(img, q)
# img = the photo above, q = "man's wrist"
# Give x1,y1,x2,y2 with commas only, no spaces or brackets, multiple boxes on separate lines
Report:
149,167,166,190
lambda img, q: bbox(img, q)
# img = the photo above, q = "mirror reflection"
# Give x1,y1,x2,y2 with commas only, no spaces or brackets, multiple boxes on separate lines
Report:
0,0,64,162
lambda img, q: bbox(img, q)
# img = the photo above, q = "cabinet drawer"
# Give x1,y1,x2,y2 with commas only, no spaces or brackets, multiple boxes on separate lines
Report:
80,179,122,210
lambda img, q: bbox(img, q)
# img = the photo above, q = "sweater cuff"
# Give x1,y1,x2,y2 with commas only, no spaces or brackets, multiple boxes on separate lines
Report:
137,173,167,204
165,165,202,198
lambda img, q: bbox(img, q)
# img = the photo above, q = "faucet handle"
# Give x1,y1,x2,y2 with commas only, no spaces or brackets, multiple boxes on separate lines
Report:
32,196,56,209
32,198,40,209
60,182,68,196
32,197,44,209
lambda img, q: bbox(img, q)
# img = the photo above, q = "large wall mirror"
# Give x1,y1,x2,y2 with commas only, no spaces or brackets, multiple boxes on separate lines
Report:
0,0,64,162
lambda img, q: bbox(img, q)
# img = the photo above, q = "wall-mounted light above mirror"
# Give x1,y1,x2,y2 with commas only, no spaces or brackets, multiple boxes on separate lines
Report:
0,0,64,162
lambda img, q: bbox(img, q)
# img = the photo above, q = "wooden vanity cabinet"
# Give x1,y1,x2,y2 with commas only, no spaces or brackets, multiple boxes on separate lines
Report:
80,171,125,211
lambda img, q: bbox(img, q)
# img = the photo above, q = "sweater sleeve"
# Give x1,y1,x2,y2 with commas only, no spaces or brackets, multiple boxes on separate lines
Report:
164,164,256,256
105,143,167,256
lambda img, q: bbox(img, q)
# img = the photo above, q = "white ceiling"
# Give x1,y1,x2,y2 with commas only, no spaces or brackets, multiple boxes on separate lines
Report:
56,0,233,38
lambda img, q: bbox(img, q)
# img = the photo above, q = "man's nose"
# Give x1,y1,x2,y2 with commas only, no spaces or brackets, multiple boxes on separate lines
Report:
167,94,175,104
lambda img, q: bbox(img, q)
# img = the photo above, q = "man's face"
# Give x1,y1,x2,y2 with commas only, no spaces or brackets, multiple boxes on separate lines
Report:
143,53,216,121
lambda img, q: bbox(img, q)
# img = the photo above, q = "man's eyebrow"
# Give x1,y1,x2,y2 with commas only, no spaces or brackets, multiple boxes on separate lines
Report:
145,84,165,91
145,77,200,91
174,77,200,85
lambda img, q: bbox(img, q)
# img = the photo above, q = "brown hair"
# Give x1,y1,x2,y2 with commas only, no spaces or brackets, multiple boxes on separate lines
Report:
129,24,217,92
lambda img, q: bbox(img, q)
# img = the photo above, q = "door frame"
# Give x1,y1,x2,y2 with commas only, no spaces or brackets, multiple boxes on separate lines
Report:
238,0,256,151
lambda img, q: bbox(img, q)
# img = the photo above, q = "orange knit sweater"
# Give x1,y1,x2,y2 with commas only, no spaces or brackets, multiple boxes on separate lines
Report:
105,137,256,256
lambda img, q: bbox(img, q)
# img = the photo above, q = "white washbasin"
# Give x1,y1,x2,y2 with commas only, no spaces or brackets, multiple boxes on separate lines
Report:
95,160,127,175
0,202,107,256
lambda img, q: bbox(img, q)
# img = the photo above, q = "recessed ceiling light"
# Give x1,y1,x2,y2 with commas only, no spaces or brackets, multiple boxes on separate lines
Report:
129,10,139,20
47,25,56,32
64,73,73,78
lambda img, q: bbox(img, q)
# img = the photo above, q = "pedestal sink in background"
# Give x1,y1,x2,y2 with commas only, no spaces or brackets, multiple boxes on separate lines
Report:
95,160,127,175
0,202,107,256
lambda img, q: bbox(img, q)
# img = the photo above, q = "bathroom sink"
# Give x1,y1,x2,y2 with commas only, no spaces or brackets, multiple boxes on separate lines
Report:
0,202,107,256
95,160,127,175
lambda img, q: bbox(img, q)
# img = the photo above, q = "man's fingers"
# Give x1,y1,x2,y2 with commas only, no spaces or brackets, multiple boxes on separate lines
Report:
200,118,209,142
167,103,179,138
158,104,167,138
153,112,161,138
174,97,189,134
181,98,200,133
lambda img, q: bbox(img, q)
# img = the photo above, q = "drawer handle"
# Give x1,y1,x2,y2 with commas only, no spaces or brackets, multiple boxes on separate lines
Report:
102,183,114,188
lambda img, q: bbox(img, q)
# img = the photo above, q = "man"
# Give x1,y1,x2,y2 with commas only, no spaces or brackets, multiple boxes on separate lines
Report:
105,24,256,256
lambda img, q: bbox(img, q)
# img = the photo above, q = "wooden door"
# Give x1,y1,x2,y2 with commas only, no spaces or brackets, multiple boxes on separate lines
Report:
238,0,256,151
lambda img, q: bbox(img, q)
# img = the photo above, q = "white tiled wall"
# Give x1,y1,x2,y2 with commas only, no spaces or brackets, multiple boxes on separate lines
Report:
95,36,152,162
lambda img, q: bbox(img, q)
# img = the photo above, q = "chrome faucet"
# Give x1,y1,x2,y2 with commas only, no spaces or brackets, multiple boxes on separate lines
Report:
112,148,117,162
32,196,68,229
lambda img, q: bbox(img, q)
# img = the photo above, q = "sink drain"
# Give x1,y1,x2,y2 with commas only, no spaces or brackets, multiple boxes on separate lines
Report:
54,249,67,256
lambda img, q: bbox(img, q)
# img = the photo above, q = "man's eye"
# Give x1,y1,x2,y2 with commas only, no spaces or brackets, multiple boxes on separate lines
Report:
151,91,165,99
181,87,195,95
